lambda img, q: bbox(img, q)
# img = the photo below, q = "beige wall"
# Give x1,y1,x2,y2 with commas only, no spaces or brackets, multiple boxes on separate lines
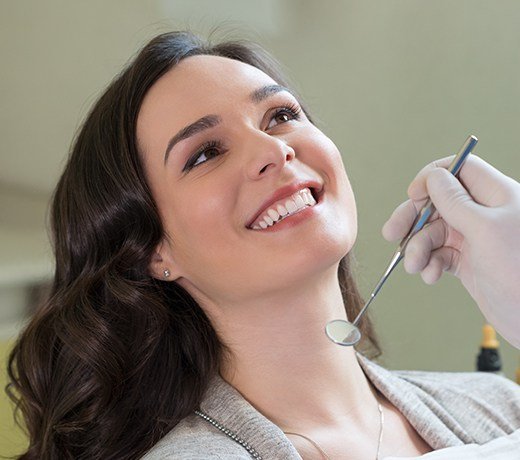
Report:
1,0,518,397
267,0,520,378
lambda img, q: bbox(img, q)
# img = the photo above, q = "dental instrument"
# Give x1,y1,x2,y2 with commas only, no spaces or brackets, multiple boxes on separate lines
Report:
325,134,479,346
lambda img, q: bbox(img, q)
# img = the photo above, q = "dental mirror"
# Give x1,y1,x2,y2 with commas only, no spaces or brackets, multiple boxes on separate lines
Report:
325,134,479,346
325,319,361,345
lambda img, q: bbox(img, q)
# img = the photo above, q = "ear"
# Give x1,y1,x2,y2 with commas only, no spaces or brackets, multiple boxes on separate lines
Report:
148,240,183,281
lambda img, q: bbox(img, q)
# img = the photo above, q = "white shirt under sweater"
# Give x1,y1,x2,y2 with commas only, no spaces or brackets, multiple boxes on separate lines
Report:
142,352,520,459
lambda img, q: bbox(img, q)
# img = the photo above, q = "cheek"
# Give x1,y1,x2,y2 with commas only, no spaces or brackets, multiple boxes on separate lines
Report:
303,127,354,196
333,152,357,230
302,126,343,168
164,187,237,269
177,191,227,242
304,128,357,233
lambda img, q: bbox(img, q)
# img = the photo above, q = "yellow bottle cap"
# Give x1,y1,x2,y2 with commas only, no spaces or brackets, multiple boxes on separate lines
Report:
481,324,499,349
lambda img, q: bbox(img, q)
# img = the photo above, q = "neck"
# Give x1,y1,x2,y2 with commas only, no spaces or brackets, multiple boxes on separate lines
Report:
214,264,379,433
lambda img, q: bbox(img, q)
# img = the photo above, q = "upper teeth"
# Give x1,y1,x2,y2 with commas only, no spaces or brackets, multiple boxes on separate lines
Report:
251,187,317,230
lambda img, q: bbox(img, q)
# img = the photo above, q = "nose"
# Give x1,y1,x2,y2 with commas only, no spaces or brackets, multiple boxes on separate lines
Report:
244,130,296,178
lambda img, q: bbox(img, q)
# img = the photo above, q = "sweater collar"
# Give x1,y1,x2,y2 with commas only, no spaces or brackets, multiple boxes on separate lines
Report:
200,366,301,458
198,352,461,458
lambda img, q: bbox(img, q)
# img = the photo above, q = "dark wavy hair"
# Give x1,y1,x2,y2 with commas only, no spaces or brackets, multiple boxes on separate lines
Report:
5,30,380,460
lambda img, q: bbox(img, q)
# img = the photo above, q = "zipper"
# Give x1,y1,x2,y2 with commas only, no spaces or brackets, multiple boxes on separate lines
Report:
194,409,263,459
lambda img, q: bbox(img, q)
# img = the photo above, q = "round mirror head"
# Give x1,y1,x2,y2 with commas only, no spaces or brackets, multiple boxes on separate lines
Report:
325,319,361,346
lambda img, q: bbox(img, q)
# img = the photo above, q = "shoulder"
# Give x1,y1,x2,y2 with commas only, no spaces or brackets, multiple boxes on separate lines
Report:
359,353,520,423
392,368,520,434
140,414,251,460
392,368,520,409
358,352,520,445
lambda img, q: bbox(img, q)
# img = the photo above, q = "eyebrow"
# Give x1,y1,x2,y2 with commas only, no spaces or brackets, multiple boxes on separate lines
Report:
163,84,293,165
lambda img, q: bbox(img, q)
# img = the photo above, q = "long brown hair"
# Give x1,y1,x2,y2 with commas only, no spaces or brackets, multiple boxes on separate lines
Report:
6,30,380,460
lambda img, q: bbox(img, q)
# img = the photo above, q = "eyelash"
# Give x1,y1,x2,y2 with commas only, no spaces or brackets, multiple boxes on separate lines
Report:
184,103,303,171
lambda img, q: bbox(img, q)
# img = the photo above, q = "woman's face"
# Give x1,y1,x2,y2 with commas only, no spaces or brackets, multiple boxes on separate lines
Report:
137,54,357,309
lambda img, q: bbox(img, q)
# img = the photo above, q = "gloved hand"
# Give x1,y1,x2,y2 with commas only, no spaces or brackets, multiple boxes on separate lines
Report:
382,154,520,349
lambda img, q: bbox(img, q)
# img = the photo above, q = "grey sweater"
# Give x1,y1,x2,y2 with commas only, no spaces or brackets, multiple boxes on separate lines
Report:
142,352,520,459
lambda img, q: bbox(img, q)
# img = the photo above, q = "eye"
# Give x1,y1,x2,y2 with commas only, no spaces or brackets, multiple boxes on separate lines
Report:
183,102,303,172
266,103,302,130
183,139,224,171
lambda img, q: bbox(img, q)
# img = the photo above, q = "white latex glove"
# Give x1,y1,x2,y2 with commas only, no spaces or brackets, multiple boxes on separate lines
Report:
382,154,520,349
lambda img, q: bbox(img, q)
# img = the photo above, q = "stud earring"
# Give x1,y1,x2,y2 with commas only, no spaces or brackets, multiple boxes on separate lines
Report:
163,269,170,278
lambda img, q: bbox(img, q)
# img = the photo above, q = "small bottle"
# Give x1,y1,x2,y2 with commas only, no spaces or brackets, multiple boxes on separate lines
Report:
476,324,502,374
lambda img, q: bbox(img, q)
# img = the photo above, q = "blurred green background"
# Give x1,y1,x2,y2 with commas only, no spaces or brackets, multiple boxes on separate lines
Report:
1,0,519,456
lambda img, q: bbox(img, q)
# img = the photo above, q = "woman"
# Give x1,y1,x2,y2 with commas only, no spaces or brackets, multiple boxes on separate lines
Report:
6,30,520,460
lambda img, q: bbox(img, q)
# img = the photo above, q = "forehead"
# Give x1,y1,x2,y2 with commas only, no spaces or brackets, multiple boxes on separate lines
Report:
172,54,277,90
139,54,278,117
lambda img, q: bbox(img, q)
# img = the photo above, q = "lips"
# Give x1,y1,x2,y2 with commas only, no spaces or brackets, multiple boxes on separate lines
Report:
246,180,323,229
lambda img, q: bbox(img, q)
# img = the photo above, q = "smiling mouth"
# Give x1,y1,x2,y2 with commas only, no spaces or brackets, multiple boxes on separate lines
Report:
247,187,322,230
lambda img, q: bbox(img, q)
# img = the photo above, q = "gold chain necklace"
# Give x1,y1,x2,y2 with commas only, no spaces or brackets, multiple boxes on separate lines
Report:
283,400,384,460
